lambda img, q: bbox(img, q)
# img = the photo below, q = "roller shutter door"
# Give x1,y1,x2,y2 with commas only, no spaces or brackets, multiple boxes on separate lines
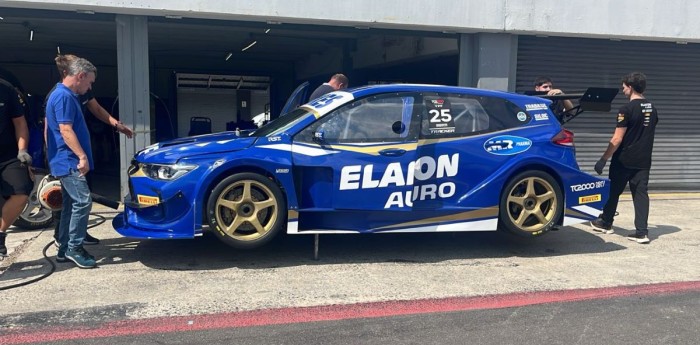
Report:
516,36,700,190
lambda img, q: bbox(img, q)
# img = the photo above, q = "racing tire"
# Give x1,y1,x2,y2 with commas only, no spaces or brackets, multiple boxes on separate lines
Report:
12,174,55,230
206,173,286,249
498,171,562,237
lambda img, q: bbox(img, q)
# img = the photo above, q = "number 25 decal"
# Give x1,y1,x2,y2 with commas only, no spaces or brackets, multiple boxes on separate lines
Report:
429,109,452,123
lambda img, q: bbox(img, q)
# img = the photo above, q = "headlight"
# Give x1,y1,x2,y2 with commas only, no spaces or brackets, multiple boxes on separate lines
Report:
140,163,197,181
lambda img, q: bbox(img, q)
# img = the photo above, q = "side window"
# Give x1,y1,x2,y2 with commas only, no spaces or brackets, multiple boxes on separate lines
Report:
296,93,418,144
420,93,528,139
481,96,530,131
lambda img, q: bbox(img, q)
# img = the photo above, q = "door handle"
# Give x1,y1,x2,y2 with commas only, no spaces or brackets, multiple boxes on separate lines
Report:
379,148,407,157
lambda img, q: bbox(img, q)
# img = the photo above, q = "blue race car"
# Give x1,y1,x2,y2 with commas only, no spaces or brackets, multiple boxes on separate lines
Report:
113,84,610,249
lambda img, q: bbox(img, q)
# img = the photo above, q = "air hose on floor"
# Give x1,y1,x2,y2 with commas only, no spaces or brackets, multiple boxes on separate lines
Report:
0,212,108,291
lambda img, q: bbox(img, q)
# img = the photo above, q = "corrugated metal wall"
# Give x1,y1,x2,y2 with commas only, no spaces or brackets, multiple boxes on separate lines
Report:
516,36,700,190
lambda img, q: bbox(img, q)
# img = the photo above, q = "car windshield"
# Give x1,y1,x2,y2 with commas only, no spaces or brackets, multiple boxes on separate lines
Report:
251,107,313,137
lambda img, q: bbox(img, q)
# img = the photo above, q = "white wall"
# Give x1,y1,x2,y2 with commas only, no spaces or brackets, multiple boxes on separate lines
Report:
5,0,699,43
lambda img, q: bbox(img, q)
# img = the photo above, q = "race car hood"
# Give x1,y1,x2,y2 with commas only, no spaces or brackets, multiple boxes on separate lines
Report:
136,132,257,163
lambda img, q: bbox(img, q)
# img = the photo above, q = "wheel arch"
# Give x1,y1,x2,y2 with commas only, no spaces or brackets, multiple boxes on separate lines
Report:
196,164,287,227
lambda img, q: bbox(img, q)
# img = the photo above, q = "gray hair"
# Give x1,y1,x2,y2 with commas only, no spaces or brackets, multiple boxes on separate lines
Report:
66,57,97,77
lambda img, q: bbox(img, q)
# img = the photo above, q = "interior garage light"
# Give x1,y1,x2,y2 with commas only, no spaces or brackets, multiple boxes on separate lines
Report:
241,40,257,52
29,29,34,41
0,16,4,20
265,28,271,34
76,10,95,15
225,52,233,61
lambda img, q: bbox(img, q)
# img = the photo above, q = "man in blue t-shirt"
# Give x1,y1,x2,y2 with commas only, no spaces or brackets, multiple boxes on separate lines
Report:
45,56,98,268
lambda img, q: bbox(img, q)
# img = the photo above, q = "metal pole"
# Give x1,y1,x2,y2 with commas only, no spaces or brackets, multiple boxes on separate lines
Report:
313,234,319,261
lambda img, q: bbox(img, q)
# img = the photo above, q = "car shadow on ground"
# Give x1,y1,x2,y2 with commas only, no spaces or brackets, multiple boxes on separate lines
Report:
90,225,657,271
0,219,682,281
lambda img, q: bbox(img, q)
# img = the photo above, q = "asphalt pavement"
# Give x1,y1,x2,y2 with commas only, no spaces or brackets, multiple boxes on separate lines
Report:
1,192,699,343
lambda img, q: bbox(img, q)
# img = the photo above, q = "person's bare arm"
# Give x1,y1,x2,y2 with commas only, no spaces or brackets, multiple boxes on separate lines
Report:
601,127,627,160
547,89,574,111
12,116,32,178
59,123,90,176
86,98,134,138
594,127,627,174
11,116,29,152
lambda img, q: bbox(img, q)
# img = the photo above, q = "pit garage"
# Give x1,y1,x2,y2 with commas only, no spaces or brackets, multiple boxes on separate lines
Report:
0,7,459,199
2,5,699,196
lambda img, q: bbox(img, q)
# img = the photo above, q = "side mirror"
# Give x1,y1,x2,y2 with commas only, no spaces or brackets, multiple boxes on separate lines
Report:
313,128,325,144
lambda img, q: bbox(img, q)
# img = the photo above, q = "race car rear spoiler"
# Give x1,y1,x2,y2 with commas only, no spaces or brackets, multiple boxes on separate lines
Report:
524,87,619,124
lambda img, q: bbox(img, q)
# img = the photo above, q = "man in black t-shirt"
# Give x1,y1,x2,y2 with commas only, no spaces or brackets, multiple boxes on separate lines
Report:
0,80,33,256
590,72,658,244
308,73,349,101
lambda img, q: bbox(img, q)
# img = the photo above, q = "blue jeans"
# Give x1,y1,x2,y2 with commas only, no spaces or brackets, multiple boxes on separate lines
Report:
57,169,92,251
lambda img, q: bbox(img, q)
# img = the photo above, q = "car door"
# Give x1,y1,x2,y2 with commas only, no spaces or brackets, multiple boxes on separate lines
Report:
280,81,310,116
291,92,421,231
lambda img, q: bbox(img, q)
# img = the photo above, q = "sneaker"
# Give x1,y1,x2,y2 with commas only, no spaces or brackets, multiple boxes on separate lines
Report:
56,246,68,263
627,234,650,244
83,233,100,245
590,218,613,234
65,247,97,269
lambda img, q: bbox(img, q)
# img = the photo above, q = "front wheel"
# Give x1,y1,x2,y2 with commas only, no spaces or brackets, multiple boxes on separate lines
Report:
498,171,562,237
206,173,286,249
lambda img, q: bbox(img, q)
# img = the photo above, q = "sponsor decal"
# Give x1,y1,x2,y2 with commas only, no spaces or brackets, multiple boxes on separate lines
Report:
268,136,281,142
137,195,160,205
430,99,445,108
570,181,605,192
483,136,532,155
307,92,353,115
533,113,549,121
517,111,527,121
525,103,548,111
339,153,459,209
140,143,160,155
579,194,602,204
308,93,344,108
212,159,225,168
276,168,290,173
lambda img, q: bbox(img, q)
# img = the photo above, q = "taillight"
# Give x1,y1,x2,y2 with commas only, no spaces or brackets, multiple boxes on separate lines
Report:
552,129,574,147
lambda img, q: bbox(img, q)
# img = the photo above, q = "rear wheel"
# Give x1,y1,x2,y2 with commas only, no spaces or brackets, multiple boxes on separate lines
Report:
498,171,562,237
206,173,286,249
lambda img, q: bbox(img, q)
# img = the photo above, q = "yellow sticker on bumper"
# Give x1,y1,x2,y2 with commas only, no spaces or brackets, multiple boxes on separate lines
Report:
579,194,601,204
137,195,160,205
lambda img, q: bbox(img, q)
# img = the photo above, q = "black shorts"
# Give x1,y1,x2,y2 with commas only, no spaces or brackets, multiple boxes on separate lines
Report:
0,158,33,197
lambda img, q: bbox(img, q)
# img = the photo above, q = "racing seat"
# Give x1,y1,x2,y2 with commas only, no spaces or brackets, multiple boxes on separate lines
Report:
188,116,212,136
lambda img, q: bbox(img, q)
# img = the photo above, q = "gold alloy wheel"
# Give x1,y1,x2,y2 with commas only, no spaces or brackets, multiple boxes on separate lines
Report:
505,176,558,233
214,179,279,241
